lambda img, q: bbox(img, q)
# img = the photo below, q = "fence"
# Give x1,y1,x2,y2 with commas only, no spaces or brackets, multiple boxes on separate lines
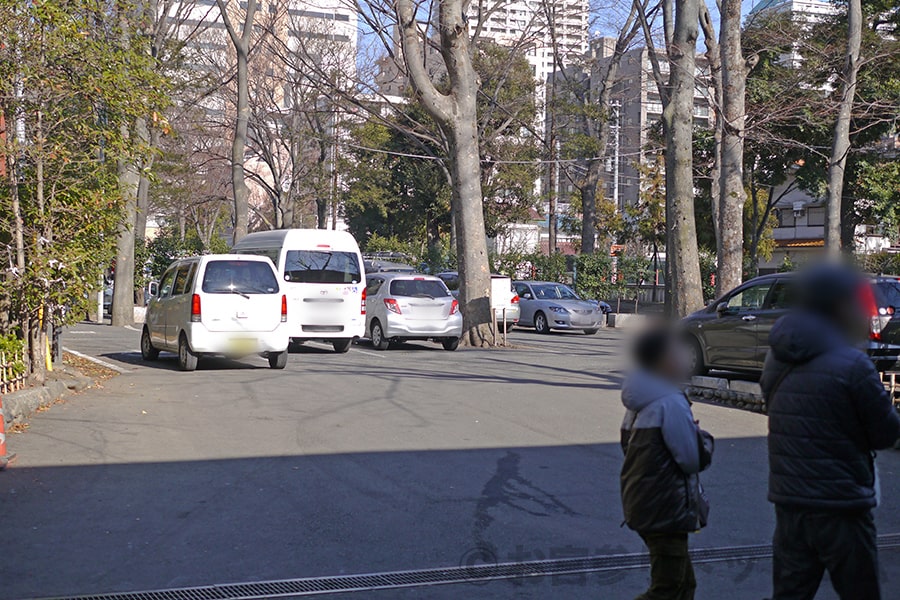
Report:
0,350,26,394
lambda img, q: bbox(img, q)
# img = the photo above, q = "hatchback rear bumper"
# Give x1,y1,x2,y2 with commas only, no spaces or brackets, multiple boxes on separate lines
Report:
385,314,463,339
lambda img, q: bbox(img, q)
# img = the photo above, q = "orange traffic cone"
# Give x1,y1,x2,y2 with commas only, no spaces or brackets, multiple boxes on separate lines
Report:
0,398,15,470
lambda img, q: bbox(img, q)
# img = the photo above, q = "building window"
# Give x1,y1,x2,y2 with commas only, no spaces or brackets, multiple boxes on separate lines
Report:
807,206,825,226
778,210,796,228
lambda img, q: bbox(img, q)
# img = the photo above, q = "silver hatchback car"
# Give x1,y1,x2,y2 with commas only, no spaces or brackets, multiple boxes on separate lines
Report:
365,273,463,351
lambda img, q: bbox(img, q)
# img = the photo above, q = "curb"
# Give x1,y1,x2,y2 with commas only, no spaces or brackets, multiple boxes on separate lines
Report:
2,367,94,428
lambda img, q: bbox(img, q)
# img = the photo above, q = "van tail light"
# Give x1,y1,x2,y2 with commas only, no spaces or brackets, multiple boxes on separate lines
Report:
384,298,402,314
361,288,367,315
191,294,201,322
860,283,890,340
281,294,288,322
450,299,459,315
511,295,519,304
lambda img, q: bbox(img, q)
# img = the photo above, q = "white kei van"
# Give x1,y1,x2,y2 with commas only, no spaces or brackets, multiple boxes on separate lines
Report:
141,255,290,371
231,229,366,353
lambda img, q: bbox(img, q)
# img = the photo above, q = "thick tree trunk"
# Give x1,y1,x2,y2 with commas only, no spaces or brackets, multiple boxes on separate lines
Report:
825,0,861,257
717,0,747,295
662,0,704,317
396,0,494,345
699,4,722,263
580,163,599,253
111,121,140,327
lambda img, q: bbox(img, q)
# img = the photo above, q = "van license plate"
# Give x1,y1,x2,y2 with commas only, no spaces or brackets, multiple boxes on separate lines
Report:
229,338,257,353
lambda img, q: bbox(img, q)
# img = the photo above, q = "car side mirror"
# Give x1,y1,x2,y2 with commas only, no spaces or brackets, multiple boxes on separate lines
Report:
715,302,730,316
148,281,159,298
522,293,532,300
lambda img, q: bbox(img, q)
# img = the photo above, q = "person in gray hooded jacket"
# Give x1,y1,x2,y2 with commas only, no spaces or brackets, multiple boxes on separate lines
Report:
621,328,713,600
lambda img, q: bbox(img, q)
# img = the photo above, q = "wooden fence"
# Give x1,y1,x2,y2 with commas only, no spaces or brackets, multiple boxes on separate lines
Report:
0,350,26,394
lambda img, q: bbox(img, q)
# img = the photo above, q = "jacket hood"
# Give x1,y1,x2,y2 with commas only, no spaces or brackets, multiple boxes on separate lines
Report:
622,370,681,412
768,312,845,365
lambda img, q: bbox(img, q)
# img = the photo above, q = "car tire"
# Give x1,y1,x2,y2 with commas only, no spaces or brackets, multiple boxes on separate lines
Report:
332,338,353,354
686,336,708,377
140,327,159,361
441,337,460,351
268,351,288,369
534,312,551,334
497,322,514,334
371,320,390,351
178,334,199,372
584,328,599,335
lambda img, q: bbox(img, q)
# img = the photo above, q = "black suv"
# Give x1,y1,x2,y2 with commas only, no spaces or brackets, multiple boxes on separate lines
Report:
681,273,900,375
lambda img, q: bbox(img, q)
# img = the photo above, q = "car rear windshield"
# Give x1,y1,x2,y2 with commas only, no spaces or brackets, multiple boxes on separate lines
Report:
532,283,579,300
202,261,279,294
873,280,900,308
284,250,362,284
390,279,450,298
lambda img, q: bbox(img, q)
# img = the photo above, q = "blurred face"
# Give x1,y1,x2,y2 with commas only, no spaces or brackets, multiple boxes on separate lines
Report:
657,338,691,382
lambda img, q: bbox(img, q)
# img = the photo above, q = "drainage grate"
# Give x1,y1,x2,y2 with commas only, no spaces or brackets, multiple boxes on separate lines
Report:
41,534,900,600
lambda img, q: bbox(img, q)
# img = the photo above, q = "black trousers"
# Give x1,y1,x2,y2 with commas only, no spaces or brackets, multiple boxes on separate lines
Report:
636,532,696,600
773,505,880,600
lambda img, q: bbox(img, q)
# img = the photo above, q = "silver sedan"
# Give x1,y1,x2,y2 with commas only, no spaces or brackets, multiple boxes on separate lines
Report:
364,273,463,351
513,281,605,335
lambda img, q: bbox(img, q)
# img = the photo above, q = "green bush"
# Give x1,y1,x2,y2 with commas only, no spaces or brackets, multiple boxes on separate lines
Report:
859,252,900,276
0,334,27,377
574,253,616,301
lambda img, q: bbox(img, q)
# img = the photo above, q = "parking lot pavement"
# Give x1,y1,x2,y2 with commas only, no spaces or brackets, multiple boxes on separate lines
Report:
1,323,898,599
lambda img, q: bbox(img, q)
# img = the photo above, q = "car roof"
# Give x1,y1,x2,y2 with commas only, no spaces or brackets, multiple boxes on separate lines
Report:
169,254,275,267
438,271,510,279
513,280,569,286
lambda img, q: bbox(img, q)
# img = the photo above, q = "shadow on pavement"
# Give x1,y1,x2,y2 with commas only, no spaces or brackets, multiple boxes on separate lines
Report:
0,438,802,600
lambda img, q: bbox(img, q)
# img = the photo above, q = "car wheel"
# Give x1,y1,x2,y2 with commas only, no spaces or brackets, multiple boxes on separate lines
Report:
332,338,352,353
534,312,551,334
584,328,599,335
686,336,708,377
371,320,390,351
268,351,288,369
178,334,198,372
441,337,460,351
140,327,159,361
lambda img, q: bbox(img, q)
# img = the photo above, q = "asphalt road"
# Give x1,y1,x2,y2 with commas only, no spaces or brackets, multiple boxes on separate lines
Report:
1,323,898,600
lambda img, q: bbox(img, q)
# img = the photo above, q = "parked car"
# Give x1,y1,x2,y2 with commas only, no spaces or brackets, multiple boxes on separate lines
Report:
141,255,290,371
681,272,900,375
232,229,366,353
436,272,521,332
512,281,605,334
365,273,462,350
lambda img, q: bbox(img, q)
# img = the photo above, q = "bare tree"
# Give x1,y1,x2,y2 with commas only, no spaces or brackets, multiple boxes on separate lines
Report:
825,0,861,256
395,0,494,345
638,0,704,315
715,0,757,294
216,0,257,244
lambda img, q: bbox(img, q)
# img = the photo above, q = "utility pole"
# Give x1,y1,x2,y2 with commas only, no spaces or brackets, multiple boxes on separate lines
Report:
611,101,620,212
546,2,558,255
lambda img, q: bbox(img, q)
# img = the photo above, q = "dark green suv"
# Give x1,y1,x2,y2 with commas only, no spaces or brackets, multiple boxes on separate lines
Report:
681,273,900,376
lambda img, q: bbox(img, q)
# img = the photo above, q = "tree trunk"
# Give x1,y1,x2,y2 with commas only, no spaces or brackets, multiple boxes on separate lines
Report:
396,0,494,346
580,163,599,253
231,45,251,243
662,0,704,317
717,0,747,294
825,0,861,257
699,4,722,258
111,120,140,327
216,0,257,245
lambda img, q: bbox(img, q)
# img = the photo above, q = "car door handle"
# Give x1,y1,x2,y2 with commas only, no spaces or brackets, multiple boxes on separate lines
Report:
741,315,757,322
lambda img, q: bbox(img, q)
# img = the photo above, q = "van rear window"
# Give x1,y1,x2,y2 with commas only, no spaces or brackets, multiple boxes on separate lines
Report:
202,261,279,294
284,250,362,284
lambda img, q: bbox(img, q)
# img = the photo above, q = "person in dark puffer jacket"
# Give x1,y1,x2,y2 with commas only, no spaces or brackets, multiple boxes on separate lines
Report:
761,264,900,600
621,328,714,600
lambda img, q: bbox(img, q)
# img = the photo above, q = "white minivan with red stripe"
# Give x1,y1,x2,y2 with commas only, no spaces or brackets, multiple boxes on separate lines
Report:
141,255,290,371
231,229,366,353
